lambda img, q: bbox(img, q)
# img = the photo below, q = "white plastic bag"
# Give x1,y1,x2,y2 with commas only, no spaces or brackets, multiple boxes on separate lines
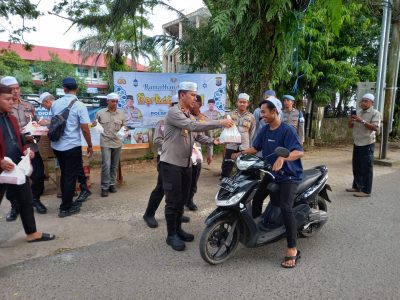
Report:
22,115,35,134
92,122,104,134
219,115,241,144
17,148,33,176
191,145,203,165
0,157,26,185
117,126,126,140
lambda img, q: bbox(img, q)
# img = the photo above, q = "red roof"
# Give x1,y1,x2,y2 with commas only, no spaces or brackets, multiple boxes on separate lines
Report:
0,41,146,71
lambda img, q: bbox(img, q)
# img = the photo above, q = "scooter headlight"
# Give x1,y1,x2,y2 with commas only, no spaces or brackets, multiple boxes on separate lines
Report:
236,159,256,171
215,191,246,207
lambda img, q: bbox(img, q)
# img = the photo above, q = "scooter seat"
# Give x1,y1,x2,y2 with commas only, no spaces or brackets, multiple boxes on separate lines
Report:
297,168,322,192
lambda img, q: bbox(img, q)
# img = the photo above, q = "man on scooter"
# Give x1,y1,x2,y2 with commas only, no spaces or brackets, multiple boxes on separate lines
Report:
231,97,304,268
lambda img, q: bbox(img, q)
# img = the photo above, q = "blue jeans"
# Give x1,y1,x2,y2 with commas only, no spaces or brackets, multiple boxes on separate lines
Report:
101,147,121,190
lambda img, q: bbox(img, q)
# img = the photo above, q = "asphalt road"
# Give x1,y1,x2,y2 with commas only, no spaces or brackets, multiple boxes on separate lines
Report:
0,146,399,299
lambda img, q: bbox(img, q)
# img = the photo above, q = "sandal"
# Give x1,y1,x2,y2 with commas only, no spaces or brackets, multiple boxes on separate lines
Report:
281,250,301,268
27,233,56,243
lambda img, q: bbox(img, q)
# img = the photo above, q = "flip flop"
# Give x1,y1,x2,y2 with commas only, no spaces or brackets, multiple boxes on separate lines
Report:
27,233,56,243
281,250,301,268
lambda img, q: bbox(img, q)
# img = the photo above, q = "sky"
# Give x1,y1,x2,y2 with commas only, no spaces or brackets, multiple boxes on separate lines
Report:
0,0,204,51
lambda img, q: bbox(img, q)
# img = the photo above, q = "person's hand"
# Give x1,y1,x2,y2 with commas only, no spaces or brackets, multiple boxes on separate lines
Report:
219,118,235,128
272,156,285,171
351,115,362,123
207,156,213,165
213,138,221,145
231,152,241,160
87,146,93,158
23,148,35,159
91,120,97,127
38,119,48,126
0,159,14,171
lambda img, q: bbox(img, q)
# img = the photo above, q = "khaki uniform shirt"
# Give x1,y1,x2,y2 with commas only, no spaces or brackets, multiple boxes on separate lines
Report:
124,107,143,123
226,109,256,151
352,107,381,146
160,104,221,168
193,113,213,159
281,108,305,143
153,119,165,155
95,108,127,148
11,99,38,152
204,110,222,120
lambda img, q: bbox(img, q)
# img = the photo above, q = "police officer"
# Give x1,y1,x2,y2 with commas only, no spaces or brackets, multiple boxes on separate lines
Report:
0,76,47,221
281,95,305,145
160,82,234,251
221,92,256,179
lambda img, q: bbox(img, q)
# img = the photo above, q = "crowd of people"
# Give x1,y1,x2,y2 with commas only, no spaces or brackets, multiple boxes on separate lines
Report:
0,75,381,268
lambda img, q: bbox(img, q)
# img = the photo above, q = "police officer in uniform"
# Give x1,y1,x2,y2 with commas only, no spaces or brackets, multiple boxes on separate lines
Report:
160,82,234,251
221,92,256,179
0,76,47,221
281,95,305,145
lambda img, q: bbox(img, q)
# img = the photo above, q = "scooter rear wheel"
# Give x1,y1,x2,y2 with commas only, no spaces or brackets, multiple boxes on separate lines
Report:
199,218,240,265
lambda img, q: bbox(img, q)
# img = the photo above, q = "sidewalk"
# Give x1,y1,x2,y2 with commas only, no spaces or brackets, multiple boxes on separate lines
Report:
1,142,399,267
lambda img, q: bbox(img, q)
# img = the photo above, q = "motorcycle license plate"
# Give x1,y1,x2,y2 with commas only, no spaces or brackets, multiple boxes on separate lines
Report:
219,178,239,192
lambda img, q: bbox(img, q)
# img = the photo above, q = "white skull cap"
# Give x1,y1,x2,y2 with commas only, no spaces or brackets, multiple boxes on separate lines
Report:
238,93,250,101
362,93,375,102
178,81,197,92
107,92,119,100
1,76,18,86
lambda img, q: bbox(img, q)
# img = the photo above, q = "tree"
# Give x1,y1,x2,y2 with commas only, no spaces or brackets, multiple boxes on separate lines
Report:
0,50,34,93
0,0,41,48
148,56,163,73
34,53,85,95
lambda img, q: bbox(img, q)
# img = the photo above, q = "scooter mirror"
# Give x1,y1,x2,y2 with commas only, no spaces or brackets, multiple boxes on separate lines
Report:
274,147,290,158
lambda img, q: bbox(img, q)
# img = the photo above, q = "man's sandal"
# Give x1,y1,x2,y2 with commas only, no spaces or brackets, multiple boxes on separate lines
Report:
281,250,301,268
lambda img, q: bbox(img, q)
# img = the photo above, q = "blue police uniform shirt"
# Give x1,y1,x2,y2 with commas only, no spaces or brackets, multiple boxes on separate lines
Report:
252,122,304,183
50,94,91,151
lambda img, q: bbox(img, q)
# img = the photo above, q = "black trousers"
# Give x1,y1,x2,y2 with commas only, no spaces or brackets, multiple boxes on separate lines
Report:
352,144,374,194
5,151,45,209
144,156,164,217
187,163,202,205
0,179,37,234
30,151,45,200
53,146,83,210
221,148,240,178
252,176,299,248
160,162,192,235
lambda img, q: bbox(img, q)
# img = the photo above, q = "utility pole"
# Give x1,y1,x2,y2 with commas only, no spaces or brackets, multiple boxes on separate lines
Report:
381,0,400,159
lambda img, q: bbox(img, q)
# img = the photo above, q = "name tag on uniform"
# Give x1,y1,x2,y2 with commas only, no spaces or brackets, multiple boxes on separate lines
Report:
181,129,189,137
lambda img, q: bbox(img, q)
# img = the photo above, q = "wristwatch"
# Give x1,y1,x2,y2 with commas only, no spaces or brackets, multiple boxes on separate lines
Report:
361,120,366,125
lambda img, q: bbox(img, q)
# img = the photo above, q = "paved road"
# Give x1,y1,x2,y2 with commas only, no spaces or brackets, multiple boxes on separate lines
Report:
0,146,399,299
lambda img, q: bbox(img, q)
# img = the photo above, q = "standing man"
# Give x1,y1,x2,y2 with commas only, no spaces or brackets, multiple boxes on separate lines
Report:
253,90,276,140
0,83,55,243
186,95,215,211
0,76,47,220
160,82,234,251
232,97,304,268
143,100,191,228
347,93,381,197
281,95,305,145
51,77,93,217
221,92,256,179
93,92,126,197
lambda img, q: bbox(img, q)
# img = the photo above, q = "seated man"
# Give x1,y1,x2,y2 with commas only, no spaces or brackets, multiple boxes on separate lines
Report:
232,97,304,268
0,83,55,243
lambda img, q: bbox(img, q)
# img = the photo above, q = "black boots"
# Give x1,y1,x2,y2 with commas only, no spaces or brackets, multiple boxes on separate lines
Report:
6,207,19,222
76,184,92,202
143,214,158,228
166,234,185,251
165,213,194,251
33,199,47,214
185,197,198,211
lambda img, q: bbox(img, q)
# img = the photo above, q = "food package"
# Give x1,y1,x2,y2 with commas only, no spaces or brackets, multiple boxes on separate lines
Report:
92,122,104,134
22,116,48,135
17,148,33,177
191,145,203,165
219,115,241,144
0,157,26,185
117,126,126,140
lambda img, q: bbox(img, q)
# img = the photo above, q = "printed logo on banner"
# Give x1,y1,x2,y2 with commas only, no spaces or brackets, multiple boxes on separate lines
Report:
170,77,177,83
117,77,126,85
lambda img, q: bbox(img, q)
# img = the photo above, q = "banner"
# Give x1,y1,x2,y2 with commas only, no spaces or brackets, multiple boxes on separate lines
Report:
113,72,227,128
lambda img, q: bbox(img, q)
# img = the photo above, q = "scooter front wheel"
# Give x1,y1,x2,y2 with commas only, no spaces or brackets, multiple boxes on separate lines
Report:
199,218,240,265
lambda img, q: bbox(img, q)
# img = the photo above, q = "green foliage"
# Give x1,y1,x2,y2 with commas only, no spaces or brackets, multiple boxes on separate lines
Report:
34,53,85,95
0,50,34,93
148,57,163,73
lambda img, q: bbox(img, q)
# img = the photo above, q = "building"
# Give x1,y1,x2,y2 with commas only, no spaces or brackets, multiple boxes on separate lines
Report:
0,41,146,94
162,7,210,73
